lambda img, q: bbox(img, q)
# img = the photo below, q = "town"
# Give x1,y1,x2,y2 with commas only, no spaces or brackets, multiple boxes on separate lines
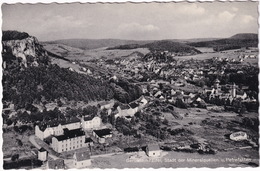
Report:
2,2,259,169
3,42,259,168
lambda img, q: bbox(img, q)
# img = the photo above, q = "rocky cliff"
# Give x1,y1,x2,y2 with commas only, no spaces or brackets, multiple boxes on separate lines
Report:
2,31,49,67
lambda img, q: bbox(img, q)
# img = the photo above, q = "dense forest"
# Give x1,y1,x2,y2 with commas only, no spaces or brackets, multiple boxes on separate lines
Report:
2,30,143,112
110,78,143,103
3,64,114,110
187,33,258,51
107,40,201,54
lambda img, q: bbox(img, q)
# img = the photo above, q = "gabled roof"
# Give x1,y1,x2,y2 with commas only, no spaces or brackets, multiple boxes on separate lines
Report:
119,104,130,110
93,129,112,138
85,137,93,143
147,144,161,151
61,117,80,125
38,147,46,152
54,128,85,141
37,117,80,131
37,121,60,131
83,115,98,121
47,159,65,169
74,151,90,161
236,90,245,96
99,100,114,106
129,102,139,109
183,95,191,99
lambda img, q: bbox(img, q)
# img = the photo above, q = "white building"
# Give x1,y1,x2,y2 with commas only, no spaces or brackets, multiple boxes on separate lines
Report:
146,144,162,157
230,131,247,141
93,128,112,144
38,147,47,162
35,117,81,140
99,100,115,110
81,116,101,130
51,128,86,153
73,151,91,168
117,105,138,118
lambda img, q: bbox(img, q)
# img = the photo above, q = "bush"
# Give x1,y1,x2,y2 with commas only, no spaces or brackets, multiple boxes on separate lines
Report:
4,158,43,169
11,154,19,162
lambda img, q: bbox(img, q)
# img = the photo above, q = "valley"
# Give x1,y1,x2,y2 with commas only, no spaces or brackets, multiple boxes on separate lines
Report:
2,31,259,169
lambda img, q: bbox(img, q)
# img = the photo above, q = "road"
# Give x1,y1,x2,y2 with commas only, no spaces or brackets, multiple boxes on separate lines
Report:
29,135,41,149
29,135,59,160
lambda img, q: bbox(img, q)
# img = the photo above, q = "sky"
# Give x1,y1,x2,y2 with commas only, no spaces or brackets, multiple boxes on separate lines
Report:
1,1,259,41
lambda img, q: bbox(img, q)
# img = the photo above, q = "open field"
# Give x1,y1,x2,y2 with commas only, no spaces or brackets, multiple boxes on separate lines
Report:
43,43,84,58
161,107,259,151
2,129,37,159
79,47,150,61
175,49,258,66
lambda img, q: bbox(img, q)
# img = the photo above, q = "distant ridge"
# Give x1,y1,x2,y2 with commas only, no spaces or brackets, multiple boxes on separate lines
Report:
187,33,258,51
107,40,201,55
45,39,154,50
230,33,258,40
44,38,221,50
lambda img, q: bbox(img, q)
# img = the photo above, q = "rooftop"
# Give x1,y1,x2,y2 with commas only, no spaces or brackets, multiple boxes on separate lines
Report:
74,151,90,161
93,128,112,138
37,117,81,131
119,104,130,110
54,128,85,141
129,102,139,109
83,115,97,121
38,147,46,152
147,144,161,151
85,137,93,143
47,159,65,169
99,100,114,106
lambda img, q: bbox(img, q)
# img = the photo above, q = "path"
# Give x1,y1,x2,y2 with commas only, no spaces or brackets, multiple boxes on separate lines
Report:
29,135,41,149
29,135,59,160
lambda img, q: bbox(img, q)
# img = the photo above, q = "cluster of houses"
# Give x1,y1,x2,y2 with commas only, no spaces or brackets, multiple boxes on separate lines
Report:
34,96,150,168
204,79,251,102
38,149,92,169
99,96,148,120
35,114,111,168
35,115,112,152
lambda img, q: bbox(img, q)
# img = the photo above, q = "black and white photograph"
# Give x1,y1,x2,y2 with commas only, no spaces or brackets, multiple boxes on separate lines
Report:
1,0,259,169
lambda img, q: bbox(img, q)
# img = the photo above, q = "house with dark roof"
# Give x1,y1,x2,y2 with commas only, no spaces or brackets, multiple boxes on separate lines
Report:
93,128,112,144
99,100,115,110
85,137,94,146
73,151,91,168
116,104,138,118
46,159,65,169
35,121,63,140
146,144,162,157
61,117,81,130
38,147,48,162
81,116,101,130
35,117,81,140
51,128,86,153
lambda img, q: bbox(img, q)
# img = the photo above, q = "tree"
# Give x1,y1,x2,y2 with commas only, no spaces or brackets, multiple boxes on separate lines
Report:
16,139,23,146
100,110,108,123
11,154,19,162
6,119,13,126
110,113,116,127
162,119,169,125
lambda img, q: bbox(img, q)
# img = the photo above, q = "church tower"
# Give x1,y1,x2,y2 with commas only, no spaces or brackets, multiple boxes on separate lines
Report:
231,83,236,98
214,79,220,94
